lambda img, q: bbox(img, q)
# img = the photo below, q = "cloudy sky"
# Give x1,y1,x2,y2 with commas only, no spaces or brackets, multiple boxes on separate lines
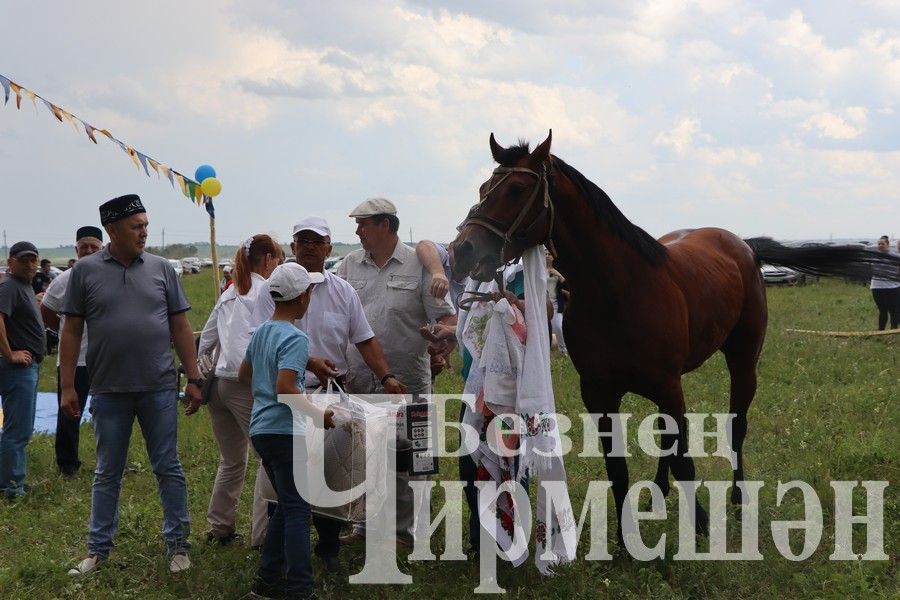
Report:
2,0,899,249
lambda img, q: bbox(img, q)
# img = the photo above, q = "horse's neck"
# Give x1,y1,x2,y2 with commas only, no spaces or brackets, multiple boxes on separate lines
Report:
549,184,656,300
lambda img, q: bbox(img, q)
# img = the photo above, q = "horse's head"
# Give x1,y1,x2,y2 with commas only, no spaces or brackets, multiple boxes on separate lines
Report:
451,131,554,281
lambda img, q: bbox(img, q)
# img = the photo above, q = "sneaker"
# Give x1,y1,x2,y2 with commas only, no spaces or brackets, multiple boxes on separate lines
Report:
68,555,103,576
169,552,191,573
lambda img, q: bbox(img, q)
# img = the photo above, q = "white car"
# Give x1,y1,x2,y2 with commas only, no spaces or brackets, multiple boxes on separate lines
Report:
201,258,214,267
168,259,184,277
181,257,201,274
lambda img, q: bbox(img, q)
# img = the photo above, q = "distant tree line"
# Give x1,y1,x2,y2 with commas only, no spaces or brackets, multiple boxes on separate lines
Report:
145,243,198,258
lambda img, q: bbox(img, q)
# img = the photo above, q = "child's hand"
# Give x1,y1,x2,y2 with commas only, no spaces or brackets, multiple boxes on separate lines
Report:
323,408,336,430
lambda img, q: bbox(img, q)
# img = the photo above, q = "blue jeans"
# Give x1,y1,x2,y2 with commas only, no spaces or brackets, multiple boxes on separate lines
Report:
88,391,190,558
0,360,39,497
251,433,313,598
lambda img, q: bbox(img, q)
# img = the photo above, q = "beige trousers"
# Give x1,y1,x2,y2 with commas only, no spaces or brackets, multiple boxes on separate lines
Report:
206,377,272,547
347,377,431,545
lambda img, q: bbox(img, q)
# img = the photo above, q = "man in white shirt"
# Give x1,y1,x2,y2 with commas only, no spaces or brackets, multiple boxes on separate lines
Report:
289,216,406,571
291,216,405,394
40,226,104,476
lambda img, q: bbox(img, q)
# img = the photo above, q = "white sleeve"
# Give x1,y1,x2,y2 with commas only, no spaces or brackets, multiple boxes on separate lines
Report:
347,289,374,345
198,304,220,356
41,272,67,312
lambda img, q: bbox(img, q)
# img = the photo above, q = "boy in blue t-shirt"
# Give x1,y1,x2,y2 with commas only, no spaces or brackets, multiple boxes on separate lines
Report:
238,262,334,599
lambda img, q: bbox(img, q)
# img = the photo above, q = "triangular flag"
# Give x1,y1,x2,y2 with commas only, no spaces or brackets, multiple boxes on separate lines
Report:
185,180,197,200
146,157,160,176
125,146,141,171
83,122,98,144
0,75,10,105
136,152,151,177
60,110,80,132
174,173,187,196
9,82,22,109
205,196,216,219
42,99,64,122
159,164,175,186
24,89,38,111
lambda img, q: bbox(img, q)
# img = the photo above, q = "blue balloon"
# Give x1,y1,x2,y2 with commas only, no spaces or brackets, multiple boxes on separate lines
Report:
195,164,216,182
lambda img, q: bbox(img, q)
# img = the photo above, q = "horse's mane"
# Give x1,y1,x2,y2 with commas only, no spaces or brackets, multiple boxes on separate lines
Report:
494,142,668,265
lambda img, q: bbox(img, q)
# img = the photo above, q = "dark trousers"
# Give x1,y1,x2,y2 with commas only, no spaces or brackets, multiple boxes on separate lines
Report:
55,366,90,471
312,514,342,558
459,404,480,546
458,404,528,549
872,288,900,330
251,433,314,598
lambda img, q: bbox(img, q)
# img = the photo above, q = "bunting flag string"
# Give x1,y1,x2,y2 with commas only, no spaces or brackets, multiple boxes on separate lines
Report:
0,73,214,217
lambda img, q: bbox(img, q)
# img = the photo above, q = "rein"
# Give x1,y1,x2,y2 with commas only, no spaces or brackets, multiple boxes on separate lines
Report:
463,162,558,259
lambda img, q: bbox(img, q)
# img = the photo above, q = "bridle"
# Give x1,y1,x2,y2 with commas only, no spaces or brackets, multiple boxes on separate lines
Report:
461,161,558,260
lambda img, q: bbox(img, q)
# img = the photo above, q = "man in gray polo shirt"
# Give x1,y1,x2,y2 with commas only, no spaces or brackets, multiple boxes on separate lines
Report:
60,194,204,576
0,241,45,499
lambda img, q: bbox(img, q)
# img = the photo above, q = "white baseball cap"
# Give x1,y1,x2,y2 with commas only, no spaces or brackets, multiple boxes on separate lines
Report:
292,216,331,238
268,262,324,302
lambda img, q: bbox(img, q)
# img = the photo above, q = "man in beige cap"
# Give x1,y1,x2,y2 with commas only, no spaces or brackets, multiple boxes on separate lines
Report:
337,198,455,547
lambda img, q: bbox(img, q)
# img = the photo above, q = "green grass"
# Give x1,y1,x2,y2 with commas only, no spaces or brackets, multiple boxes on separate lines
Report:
7,274,899,599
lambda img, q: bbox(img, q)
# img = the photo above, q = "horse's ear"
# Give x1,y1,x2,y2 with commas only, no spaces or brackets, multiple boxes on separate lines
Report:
489,133,504,163
530,129,552,165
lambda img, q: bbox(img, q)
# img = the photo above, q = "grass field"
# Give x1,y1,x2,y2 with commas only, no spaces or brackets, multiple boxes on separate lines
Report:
3,271,897,599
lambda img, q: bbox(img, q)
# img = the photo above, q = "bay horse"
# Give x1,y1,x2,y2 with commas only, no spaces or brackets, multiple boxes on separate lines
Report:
451,131,900,543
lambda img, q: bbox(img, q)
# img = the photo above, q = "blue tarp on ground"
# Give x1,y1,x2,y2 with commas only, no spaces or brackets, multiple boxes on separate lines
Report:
0,392,91,434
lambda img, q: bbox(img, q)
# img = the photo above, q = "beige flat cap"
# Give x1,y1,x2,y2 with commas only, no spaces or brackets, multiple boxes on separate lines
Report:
348,197,397,218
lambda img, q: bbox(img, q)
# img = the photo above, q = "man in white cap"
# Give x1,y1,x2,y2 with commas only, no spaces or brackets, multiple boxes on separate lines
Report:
286,215,406,571
337,198,455,547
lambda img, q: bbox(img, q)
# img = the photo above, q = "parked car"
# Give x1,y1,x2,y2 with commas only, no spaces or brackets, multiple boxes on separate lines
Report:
201,258,214,267
325,256,343,273
218,258,233,269
760,264,805,285
181,257,201,274
168,259,184,277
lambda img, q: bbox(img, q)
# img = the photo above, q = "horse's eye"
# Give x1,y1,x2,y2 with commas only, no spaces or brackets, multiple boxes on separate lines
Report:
508,184,526,197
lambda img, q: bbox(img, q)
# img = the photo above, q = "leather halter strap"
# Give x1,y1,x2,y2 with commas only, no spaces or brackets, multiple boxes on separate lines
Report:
463,163,557,258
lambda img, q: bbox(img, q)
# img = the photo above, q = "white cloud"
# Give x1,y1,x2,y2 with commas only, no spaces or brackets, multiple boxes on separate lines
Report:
801,110,866,139
655,117,702,154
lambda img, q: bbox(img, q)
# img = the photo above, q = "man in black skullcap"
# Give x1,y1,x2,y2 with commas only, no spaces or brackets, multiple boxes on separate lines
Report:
40,225,104,476
0,240,45,499
59,195,203,576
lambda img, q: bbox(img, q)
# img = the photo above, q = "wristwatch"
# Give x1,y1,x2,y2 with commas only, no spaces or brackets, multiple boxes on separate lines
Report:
380,373,397,386
187,377,205,387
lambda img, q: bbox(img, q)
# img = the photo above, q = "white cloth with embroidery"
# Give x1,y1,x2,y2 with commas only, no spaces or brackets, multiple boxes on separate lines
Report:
519,245,577,574
459,249,576,573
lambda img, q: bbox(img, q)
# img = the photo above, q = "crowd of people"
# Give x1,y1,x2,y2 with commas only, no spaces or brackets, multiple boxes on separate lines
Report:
3,191,894,598
0,193,505,599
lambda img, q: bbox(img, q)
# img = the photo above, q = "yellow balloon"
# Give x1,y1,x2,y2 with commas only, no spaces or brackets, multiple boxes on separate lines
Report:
201,177,222,197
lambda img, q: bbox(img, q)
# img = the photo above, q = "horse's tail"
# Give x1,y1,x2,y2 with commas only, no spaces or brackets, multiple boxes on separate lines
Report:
744,237,900,283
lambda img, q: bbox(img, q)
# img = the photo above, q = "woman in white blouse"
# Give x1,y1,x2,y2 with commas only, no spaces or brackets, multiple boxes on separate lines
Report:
198,234,283,546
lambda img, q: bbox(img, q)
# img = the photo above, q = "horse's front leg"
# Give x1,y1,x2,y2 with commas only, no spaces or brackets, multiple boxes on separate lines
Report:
582,380,628,546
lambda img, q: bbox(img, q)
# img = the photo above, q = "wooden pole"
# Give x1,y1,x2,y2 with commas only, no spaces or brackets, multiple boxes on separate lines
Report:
209,213,220,300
